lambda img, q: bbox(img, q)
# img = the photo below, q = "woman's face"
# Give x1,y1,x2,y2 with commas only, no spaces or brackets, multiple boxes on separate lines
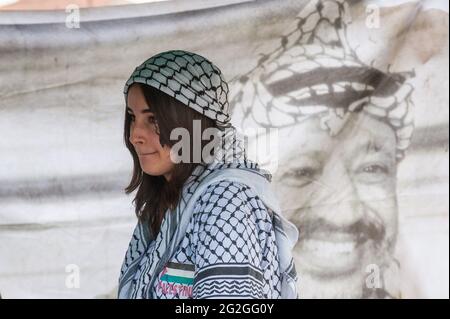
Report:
127,84,175,181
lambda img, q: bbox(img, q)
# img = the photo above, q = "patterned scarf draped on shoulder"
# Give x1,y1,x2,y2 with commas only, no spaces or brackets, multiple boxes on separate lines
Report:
118,125,299,298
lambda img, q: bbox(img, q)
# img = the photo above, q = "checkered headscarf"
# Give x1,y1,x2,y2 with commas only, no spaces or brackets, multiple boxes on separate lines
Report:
124,50,231,126
230,0,415,161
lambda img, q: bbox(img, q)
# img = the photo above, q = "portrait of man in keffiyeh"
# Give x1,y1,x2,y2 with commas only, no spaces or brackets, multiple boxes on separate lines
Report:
229,0,415,298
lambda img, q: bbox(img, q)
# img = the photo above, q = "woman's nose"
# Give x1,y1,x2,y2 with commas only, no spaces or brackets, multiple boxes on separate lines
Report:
130,125,146,146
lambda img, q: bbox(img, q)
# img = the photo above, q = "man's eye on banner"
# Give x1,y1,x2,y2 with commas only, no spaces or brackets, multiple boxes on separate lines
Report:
229,0,416,299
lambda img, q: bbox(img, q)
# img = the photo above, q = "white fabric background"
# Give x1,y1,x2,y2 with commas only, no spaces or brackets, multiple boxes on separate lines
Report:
0,0,448,298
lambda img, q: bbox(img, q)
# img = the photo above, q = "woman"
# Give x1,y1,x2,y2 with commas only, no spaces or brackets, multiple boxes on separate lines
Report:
117,50,299,299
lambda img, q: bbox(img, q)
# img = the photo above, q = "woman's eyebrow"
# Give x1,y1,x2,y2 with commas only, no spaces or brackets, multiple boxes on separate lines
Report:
126,106,153,114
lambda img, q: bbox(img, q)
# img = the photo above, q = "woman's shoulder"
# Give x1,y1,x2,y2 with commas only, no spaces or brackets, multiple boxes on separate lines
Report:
196,179,254,206
192,179,273,224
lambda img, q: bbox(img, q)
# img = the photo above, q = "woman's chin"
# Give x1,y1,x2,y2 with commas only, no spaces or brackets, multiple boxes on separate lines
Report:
142,165,172,179
140,159,174,179
141,165,162,176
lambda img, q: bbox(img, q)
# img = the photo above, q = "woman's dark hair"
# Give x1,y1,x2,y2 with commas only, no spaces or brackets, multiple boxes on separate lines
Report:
123,83,217,238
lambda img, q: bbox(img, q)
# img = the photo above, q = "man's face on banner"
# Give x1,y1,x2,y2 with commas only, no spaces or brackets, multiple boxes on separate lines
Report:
274,111,399,298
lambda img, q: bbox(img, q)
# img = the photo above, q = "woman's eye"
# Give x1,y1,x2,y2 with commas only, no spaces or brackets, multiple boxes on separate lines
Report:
128,114,135,121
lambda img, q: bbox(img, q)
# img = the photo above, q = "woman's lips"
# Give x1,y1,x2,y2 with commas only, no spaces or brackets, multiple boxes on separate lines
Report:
139,151,157,156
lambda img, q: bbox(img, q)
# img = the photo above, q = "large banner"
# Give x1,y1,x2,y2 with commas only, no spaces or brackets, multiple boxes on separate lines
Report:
0,0,448,298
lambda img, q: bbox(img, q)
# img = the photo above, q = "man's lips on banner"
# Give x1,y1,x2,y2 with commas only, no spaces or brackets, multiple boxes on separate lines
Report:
292,216,386,276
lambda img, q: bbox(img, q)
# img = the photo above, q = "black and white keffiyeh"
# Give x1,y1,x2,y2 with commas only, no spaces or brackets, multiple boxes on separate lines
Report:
124,49,231,126
229,0,415,161
119,50,299,298
118,127,299,299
